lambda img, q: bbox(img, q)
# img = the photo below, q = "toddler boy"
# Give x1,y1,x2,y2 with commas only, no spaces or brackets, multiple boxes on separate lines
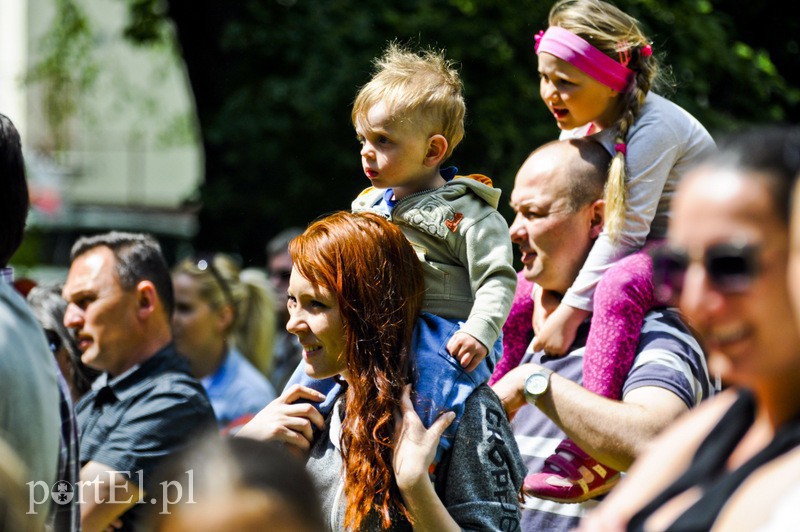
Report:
351,43,516,370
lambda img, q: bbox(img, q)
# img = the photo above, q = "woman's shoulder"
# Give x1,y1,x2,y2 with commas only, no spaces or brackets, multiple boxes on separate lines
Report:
227,349,273,384
714,439,800,530
462,384,507,419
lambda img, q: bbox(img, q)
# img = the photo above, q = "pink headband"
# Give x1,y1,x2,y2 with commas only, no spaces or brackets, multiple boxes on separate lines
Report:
535,26,634,93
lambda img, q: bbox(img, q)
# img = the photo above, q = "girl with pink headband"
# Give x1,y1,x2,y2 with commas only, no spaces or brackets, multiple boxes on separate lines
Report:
492,0,717,507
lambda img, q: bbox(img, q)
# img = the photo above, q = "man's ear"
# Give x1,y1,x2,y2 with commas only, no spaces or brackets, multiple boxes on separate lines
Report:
136,280,158,320
424,134,448,167
589,199,605,239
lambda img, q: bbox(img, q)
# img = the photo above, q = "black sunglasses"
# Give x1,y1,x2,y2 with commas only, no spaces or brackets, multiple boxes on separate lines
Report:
194,255,235,309
650,240,760,305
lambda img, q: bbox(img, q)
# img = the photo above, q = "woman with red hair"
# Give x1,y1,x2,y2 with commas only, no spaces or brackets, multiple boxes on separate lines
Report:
238,211,524,530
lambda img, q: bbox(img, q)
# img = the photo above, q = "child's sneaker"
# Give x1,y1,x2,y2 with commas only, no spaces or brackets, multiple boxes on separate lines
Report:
523,439,620,503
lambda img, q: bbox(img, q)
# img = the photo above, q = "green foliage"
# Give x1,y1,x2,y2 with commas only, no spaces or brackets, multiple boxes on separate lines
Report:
120,0,799,262
26,0,98,153
625,0,799,129
121,0,170,44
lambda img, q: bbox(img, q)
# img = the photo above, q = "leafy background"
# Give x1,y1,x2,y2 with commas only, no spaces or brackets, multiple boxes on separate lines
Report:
32,0,800,265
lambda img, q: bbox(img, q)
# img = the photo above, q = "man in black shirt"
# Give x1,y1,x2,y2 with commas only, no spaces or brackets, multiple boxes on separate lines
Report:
63,232,216,531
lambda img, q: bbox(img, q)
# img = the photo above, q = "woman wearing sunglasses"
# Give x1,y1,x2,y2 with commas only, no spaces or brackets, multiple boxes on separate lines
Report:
577,126,800,531
27,282,100,402
237,211,525,531
171,253,277,431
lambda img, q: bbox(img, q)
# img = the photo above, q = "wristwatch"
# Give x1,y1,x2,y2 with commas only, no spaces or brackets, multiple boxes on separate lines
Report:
523,368,553,405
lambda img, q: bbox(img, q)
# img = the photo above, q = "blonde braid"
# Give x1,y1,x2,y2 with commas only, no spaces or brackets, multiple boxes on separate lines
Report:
605,58,653,240
548,0,662,241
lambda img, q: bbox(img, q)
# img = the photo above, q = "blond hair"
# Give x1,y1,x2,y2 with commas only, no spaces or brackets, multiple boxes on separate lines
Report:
173,254,277,377
352,42,466,160
549,0,667,239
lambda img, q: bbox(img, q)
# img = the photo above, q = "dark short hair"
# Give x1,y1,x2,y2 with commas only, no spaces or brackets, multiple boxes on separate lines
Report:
0,114,29,266
149,436,325,531
70,231,175,316
709,125,800,225
564,138,611,211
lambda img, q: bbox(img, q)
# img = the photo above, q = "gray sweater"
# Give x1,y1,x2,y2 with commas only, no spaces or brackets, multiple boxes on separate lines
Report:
306,385,525,531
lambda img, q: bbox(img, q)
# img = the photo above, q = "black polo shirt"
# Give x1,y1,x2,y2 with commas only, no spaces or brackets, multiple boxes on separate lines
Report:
76,342,217,529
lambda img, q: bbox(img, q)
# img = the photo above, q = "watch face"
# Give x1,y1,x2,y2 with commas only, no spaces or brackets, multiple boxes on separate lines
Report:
525,373,549,396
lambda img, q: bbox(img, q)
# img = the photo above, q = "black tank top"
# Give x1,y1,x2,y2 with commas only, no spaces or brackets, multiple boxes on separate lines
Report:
628,390,800,531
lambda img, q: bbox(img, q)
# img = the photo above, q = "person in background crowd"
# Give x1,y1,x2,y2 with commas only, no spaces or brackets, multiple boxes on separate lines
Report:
0,112,61,528
265,227,304,392
27,282,91,532
172,253,277,432
28,283,100,403
63,231,217,532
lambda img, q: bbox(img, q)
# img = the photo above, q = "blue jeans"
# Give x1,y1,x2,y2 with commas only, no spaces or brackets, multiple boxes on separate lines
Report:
283,312,502,467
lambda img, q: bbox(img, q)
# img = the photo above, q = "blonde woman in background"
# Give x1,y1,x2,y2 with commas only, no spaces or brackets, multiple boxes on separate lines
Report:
172,253,276,432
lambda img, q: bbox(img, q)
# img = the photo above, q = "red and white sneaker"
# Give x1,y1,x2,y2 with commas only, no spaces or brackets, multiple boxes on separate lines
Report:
523,439,620,503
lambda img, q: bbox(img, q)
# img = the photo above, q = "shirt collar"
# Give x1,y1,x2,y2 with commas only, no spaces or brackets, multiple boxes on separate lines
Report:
0,267,14,285
381,166,459,213
91,343,189,407
201,348,233,389
440,166,458,181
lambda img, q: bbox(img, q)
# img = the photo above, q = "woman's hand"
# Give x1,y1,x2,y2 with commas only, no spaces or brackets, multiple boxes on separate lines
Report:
235,384,327,456
391,385,461,532
392,384,455,492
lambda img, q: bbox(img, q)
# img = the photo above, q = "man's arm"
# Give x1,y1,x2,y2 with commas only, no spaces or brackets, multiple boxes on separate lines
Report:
576,390,737,532
77,380,216,531
79,461,141,532
491,363,688,470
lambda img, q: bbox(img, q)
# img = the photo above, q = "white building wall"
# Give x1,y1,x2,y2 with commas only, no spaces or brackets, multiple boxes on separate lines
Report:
0,0,28,133
25,0,203,209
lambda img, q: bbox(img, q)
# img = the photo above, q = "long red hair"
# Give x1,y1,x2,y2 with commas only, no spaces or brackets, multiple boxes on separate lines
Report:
289,211,425,529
